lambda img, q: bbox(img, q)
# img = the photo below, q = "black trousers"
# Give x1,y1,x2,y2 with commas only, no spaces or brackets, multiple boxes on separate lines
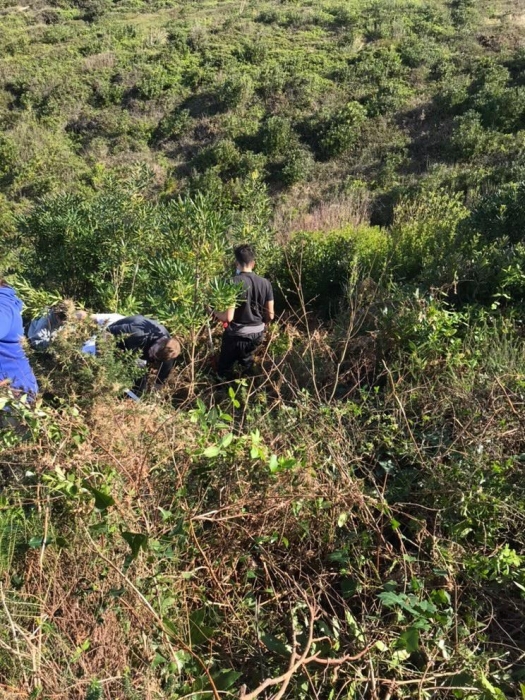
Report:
217,332,264,378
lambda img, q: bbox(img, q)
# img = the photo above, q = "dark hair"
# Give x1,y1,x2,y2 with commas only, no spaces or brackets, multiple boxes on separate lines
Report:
234,244,256,266
156,337,182,362
52,301,70,322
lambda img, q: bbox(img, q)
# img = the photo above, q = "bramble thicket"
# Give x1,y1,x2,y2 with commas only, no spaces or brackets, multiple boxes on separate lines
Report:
1,0,525,698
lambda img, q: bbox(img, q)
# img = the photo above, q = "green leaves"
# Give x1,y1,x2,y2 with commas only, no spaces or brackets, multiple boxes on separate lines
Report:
261,633,291,657
203,445,221,458
121,531,148,560
84,484,115,512
189,608,216,646
398,627,419,653
203,433,234,459
268,454,298,475
378,589,438,628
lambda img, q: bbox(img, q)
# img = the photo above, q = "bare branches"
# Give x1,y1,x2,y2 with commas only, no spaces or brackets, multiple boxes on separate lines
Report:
239,599,374,700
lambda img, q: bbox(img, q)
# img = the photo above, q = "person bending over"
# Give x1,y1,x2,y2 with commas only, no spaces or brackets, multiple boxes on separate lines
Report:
81,313,125,355
0,280,38,397
28,300,87,350
106,315,181,392
212,244,274,379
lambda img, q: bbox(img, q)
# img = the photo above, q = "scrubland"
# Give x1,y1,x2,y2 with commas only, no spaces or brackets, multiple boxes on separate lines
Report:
1,0,525,698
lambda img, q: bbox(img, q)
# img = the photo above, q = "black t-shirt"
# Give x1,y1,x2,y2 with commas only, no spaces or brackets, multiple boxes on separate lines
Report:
106,315,174,384
227,272,273,335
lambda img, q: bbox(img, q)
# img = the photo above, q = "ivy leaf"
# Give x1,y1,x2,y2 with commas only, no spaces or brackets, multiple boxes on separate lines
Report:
212,668,243,690
121,531,148,560
220,432,234,448
84,483,115,511
159,507,173,522
261,633,290,657
151,653,168,669
378,590,405,608
189,608,215,646
269,454,279,473
398,627,419,653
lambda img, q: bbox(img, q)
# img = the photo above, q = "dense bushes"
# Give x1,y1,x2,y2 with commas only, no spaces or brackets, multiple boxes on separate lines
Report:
1,0,525,211
469,181,525,244
270,225,388,313
2,284,525,698
18,168,274,326
1,4,525,698
316,101,367,159
389,189,469,284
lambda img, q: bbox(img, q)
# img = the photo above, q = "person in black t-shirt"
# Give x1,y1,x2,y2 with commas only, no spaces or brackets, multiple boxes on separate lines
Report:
106,315,181,392
211,244,274,379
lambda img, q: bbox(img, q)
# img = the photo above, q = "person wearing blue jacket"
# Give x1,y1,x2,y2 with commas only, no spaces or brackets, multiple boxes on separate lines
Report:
0,280,38,397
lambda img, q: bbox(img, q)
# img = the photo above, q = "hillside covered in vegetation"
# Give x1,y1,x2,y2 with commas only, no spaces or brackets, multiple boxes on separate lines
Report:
1,0,525,699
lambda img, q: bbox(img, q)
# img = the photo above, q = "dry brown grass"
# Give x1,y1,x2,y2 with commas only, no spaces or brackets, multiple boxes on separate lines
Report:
2,304,525,698
82,52,116,72
273,190,371,238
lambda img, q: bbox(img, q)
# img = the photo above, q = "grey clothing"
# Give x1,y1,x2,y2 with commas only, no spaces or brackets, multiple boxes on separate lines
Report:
27,310,64,350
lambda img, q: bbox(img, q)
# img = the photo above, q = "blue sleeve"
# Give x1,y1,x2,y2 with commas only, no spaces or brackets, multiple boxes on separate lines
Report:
0,300,14,340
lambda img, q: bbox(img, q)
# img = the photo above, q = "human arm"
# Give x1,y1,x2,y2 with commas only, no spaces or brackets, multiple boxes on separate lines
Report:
212,307,235,324
263,280,275,324
153,358,175,386
264,300,274,324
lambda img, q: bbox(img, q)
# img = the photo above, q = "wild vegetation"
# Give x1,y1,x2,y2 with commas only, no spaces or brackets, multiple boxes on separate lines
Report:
1,0,525,699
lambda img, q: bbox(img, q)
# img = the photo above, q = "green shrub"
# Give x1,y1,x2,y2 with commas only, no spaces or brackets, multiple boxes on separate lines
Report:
458,60,525,133
257,61,287,99
193,139,240,175
318,101,367,159
328,5,359,30
270,225,388,313
279,145,314,187
449,110,512,160
469,182,525,244
75,0,110,22
451,0,478,28
348,45,412,116
235,39,268,65
0,134,17,186
21,168,272,327
152,108,192,143
256,9,281,25
434,72,470,115
21,170,187,308
0,120,87,198
218,73,254,110
136,65,176,100
398,36,446,69
0,194,19,275
260,116,293,157
389,189,469,284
